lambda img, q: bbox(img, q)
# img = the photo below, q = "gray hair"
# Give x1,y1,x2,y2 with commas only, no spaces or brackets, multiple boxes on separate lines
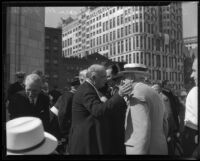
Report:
79,69,88,78
87,64,105,79
25,74,42,86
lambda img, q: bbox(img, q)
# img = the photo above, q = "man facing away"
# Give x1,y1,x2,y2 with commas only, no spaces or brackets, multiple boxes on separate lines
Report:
68,64,132,154
122,63,168,155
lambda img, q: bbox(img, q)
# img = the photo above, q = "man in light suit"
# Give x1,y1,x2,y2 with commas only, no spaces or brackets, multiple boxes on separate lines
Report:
68,64,132,154
122,63,168,155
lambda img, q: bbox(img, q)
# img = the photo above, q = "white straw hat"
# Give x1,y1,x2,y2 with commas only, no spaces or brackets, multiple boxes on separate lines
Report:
6,117,58,155
120,63,149,76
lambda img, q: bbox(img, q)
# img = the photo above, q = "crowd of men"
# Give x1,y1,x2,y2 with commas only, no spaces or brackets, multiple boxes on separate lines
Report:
5,58,199,158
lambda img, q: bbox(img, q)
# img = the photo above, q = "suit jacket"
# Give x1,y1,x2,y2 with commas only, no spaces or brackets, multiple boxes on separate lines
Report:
8,90,51,131
162,89,180,135
125,82,168,155
108,85,127,154
7,82,24,101
55,91,74,138
49,89,62,106
68,81,126,154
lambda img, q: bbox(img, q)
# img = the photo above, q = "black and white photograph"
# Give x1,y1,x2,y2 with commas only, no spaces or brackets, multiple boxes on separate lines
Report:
2,1,199,159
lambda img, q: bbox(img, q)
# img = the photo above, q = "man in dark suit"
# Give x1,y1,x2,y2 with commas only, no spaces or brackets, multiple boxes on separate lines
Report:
105,64,127,154
8,73,60,140
68,64,132,154
7,71,26,102
161,80,181,155
49,85,62,106
52,78,80,154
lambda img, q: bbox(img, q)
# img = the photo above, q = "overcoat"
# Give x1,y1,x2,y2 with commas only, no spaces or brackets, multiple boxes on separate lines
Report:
68,81,126,154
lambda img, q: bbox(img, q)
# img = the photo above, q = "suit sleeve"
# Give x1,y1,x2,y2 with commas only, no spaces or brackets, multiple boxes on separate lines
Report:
128,98,151,154
8,94,22,119
81,89,126,118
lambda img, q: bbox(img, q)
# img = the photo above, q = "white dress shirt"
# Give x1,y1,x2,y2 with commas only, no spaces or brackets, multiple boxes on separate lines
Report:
185,86,198,130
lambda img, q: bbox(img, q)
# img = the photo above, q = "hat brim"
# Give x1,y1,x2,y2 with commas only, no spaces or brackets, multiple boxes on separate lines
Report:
119,70,150,76
7,132,58,155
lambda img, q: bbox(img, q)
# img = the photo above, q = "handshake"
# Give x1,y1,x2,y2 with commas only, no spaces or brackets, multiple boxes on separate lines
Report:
118,80,133,97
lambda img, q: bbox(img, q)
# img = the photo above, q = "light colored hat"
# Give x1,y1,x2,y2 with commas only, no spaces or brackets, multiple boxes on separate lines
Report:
120,63,149,76
6,117,58,155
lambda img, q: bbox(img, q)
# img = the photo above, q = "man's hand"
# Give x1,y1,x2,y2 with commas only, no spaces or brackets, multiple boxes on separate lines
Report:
118,81,132,97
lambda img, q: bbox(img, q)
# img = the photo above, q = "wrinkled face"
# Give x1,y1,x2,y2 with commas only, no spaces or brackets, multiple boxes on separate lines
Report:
79,75,86,84
106,68,115,87
95,70,107,89
191,59,198,86
25,82,41,100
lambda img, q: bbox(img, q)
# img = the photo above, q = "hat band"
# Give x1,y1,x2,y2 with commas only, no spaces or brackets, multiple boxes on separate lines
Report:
7,138,46,154
125,67,148,72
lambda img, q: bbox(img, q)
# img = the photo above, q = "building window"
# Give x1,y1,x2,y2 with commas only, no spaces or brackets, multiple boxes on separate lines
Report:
117,28,120,38
118,41,120,54
121,14,123,24
141,52,143,64
128,54,131,63
136,22,138,32
121,27,124,37
140,22,143,32
136,52,139,63
121,40,124,53
125,26,127,36
133,37,135,49
136,36,139,48
129,38,131,51
113,17,115,28
113,42,116,55
113,30,116,40
131,23,135,34
126,39,128,51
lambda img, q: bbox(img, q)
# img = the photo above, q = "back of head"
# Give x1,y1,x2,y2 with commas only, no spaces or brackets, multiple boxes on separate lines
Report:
87,64,105,80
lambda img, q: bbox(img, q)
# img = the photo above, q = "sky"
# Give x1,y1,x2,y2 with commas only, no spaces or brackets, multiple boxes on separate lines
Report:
45,2,198,38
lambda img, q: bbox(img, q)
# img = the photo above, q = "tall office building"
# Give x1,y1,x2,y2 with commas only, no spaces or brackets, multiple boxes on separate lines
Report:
62,3,184,90
45,27,62,90
5,7,45,89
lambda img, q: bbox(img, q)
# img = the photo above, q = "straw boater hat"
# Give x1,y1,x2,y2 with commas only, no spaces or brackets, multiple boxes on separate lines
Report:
6,117,58,155
120,63,149,76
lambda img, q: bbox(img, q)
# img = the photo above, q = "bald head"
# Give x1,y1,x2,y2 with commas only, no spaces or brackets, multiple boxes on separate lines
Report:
87,64,107,89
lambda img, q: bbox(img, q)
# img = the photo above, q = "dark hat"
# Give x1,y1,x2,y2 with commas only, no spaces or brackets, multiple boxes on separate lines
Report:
15,71,26,78
70,77,80,86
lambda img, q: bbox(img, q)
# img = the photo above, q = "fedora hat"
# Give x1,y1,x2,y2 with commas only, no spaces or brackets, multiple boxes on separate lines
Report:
120,63,149,76
6,117,58,155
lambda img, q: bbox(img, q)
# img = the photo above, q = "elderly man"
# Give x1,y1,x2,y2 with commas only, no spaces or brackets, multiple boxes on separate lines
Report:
68,64,132,154
8,74,51,130
182,58,198,157
122,63,168,155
